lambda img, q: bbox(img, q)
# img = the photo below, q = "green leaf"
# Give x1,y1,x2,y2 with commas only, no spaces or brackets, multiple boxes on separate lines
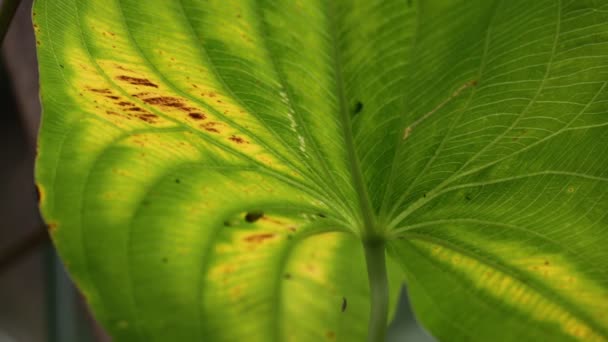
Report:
34,0,608,341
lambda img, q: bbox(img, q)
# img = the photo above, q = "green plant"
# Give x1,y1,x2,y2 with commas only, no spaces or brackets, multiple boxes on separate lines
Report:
34,0,608,341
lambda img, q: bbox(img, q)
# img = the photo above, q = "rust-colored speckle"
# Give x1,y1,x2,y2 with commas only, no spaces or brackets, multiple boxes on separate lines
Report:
326,331,336,340
142,96,194,112
544,260,550,266
47,223,58,232
188,112,206,120
117,101,132,106
202,122,220,133
137,113,159,123
244,233,275,243
208,92,216,98
228,135,247,144
127,107,145,112
89,88,112,94
116,75,158,88
35,185,42,204
106,110,120,116
105,95,119,100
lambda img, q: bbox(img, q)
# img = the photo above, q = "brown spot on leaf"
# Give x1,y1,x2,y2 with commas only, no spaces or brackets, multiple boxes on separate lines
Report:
47,223,58,232
188,112,206,120
105,95,119,100
245,212,264,223
137,114,159,124
202,122,220,133
116,75,158,88
89,88,112,94
228,135,247,144
244,233,275,243
326,331,336,340
142,96,193,112
35,185,42,204
341,297,347,312
117,101,132,106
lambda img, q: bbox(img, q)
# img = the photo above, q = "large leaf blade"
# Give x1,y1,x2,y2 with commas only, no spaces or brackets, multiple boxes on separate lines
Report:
35,0,608,341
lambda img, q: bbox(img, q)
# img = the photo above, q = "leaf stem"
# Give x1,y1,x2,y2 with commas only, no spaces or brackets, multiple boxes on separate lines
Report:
363,238,389,342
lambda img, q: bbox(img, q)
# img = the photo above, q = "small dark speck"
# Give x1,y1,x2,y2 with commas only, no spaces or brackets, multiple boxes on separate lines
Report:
283,273,291,279
353,101,363,115
245,211,264,223
59,64,64,69
544,260,550,266
422,193,427,198
175,179,181,184
317,213,326,218
223,221,232,227
465,194,472,201
341,297,347,312
162,257,168,263
34,185,41,203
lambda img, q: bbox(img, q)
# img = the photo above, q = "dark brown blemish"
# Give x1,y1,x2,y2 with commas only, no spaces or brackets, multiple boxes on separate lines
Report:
245,212,264,223
35,185,41,204
127,107,145,112
341,297,347,312
228,135,247,144
89,88,112,94
137,113,159,124
244,233,275,243
188,112,206,120
116,75,158,88
47,222,58,232
105,95,119,100
117,101,132,106
544,260,550,266
317,213,326,218
283,273,291,279
202,122,220,133
143,96,194,112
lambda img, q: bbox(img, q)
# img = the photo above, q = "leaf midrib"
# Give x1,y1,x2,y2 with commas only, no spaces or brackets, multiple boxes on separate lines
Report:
326,1,377,237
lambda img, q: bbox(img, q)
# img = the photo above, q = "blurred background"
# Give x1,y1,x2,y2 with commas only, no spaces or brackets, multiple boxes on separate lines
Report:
0,0,434,341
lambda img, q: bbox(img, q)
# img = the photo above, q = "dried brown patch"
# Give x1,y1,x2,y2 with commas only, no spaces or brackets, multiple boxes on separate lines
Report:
116,75,158,88
228,135,247,144
137,113,159,124
244,233,275,243
188,112,206,120
89,88,112,94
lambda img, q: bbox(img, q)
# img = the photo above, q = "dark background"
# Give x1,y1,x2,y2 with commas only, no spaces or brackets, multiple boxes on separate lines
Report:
0,1,433,341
